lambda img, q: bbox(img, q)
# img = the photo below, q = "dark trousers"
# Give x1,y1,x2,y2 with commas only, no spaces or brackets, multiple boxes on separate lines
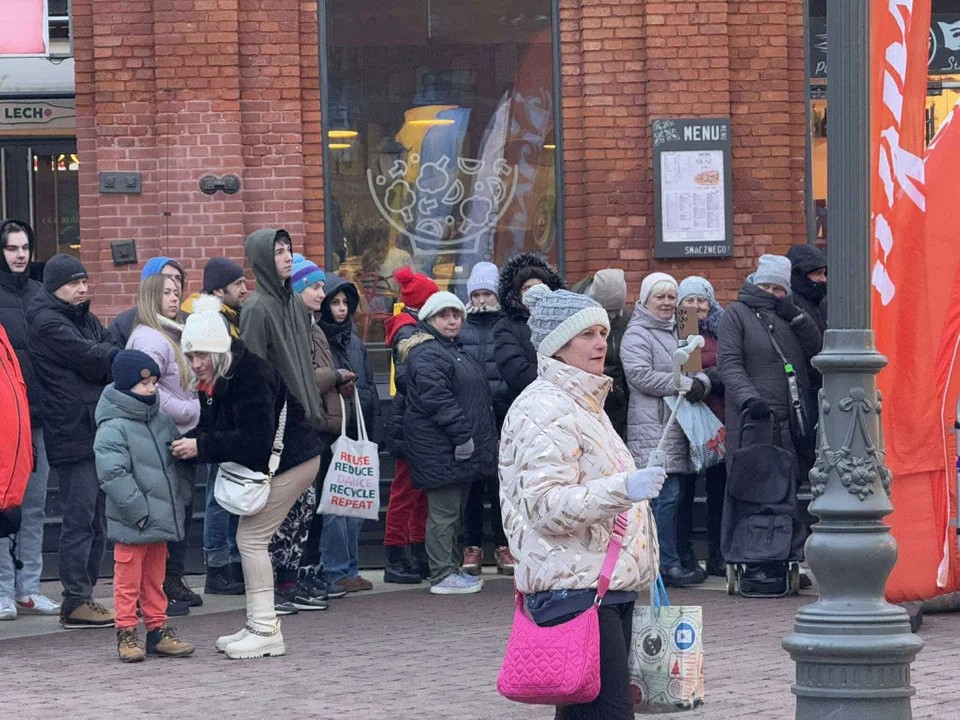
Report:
463,473,506,548
541,601,635,720
303,446,334,569
704,462,726,554
57,459,107,613
165,464,201,576
677,466,727,561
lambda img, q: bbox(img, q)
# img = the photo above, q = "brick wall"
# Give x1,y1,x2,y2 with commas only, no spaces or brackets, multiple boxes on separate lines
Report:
73,0,806,318
559,0,807,303
73,0,324,320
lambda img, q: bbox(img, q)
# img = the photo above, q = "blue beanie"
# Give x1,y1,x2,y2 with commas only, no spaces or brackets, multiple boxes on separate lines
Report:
291,255,325,295
141,256,184,282
112,349,161,393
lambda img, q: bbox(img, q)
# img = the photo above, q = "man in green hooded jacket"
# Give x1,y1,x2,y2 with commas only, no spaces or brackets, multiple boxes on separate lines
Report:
239,228,333,609
240,228,323,425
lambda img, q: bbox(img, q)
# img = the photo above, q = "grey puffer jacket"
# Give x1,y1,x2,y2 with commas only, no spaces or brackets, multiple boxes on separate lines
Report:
621,303,709,474
93,385,191,545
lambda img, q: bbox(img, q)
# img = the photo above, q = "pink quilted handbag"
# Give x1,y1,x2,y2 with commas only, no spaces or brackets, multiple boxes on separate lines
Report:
497,512,629,705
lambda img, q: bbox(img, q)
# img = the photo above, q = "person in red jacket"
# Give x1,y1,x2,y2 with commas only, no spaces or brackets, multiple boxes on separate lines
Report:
0,324,31,556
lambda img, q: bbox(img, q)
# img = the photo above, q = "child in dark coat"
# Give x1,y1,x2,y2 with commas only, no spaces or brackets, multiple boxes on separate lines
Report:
399,291,496,595
317,273,383,592
94,350,194,663
458,262,514,576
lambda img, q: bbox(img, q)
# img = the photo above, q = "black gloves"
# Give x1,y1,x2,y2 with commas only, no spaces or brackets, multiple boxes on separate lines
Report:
685,378,707,404
743,398,772,420
774,297,804,323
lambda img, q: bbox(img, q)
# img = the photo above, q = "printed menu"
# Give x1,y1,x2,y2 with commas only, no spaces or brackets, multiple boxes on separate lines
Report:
659,150,726,244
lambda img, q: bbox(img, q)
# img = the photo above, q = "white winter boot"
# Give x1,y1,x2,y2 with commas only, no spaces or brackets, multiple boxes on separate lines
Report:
216,587,253,652
224,590,285,660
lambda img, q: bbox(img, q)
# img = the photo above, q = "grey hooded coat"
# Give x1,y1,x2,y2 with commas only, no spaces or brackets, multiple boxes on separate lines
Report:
93,385,192,545
621,303,709,474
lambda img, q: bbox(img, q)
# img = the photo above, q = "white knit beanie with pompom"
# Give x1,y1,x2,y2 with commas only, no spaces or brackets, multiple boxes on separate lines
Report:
181,295,232,354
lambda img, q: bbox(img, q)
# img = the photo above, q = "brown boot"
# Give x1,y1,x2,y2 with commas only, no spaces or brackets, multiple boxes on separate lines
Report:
61,600,115,629
146,626,195,658
117,628,145,663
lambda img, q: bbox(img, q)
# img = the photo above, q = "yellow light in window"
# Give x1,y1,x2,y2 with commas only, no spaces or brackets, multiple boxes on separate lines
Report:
408,119,456,127
328,143,352,150
544,144,556,150
328,130,358,139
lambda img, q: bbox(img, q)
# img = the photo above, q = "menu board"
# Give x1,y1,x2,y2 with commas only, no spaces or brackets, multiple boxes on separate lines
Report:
652,118,733,259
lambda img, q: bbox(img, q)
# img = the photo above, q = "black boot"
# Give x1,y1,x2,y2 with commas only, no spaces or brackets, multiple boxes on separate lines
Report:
680,547,707,583
205,565,245,595
163,574,203,607
410,542,430,581
661,565,702,588
384,546,421,584
706,546,726,577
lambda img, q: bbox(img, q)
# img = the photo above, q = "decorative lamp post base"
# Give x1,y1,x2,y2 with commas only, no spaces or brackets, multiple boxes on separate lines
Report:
782,330,924,720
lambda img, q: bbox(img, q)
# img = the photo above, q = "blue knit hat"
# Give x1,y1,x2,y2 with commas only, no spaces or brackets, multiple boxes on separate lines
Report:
524,286,609,358
291,254,325,295
141,256,184,282
112,349,161,393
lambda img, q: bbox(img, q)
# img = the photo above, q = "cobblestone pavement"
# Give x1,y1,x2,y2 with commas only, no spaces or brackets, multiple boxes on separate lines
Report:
1,573,958,719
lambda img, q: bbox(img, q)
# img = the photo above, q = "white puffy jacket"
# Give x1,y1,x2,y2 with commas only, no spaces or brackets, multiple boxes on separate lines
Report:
499,354,659,596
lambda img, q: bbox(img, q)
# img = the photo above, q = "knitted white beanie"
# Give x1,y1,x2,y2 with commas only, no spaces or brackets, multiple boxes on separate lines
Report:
419,291,466,323
181,295,231,354
639,272,679,306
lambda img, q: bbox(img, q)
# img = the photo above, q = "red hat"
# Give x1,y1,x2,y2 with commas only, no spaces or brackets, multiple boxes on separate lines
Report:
394,266,439,310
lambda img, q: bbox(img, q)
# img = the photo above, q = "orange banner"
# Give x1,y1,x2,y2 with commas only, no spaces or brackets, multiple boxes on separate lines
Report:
870,0,960,602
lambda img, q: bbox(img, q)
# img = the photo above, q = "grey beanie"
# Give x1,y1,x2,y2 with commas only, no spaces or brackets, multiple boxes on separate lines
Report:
524,286,610,359
586,268,627,313
678,276,716,305
753,254,792,293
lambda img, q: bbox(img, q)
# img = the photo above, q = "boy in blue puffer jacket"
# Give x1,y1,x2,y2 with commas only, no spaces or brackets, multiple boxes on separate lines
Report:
94,350,195,663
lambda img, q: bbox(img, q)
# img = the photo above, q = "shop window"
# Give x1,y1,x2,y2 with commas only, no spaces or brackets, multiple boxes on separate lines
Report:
322,0,560,358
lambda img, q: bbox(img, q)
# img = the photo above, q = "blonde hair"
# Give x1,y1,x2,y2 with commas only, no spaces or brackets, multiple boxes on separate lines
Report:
135,274,192,390
210,351,233,383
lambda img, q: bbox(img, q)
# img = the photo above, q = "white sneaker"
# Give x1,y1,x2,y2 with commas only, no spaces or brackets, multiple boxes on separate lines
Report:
15,593,61,615
0,596,16,620
430,572,483,595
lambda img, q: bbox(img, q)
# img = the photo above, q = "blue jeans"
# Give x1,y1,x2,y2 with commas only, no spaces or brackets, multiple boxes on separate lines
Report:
0,430,49,597
320,514,363,584
651,472,689,572
204,464,239,568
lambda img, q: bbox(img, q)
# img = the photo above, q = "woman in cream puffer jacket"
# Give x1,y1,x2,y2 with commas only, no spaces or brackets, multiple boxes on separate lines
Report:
499,285,666,719
500,355,659,597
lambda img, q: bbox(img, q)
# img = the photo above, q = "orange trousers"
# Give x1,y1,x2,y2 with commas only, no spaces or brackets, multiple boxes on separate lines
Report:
113,541,168,631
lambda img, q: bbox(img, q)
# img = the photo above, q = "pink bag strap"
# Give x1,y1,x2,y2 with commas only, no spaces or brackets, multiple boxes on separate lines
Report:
596,511,630,603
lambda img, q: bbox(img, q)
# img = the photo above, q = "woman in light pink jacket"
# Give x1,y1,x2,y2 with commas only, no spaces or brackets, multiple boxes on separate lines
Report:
127,274,200,435
499,286,666,720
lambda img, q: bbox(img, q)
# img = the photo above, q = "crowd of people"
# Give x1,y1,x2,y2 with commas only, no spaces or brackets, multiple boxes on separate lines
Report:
0,215,828,692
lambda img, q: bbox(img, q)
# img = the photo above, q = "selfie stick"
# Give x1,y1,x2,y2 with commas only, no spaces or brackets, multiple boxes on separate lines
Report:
646,334,705,469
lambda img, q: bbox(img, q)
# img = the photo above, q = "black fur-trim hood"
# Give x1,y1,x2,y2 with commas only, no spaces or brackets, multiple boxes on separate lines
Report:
497,253,565,321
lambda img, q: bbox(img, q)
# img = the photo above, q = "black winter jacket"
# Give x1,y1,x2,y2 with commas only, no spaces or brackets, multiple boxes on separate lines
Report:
401,324,497,490
190,339,324,476
717,281,822,479
494,253,565,412
460,309,511,428
27,290,119,466
0,270,43,427
108,307,138,349
319,274,382,444
605,310,631,440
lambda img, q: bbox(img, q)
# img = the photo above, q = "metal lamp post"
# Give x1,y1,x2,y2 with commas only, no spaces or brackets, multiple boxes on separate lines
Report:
782,1,924,718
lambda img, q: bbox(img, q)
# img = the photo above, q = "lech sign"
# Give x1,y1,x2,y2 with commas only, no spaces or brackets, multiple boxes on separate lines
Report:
652,118,733,259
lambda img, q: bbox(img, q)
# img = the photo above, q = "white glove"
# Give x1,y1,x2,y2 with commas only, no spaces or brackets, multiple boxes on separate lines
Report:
455,438,475,461
626,467,667,501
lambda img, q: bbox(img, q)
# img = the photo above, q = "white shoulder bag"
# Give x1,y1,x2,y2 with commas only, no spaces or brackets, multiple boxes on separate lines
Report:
214,401,288,517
